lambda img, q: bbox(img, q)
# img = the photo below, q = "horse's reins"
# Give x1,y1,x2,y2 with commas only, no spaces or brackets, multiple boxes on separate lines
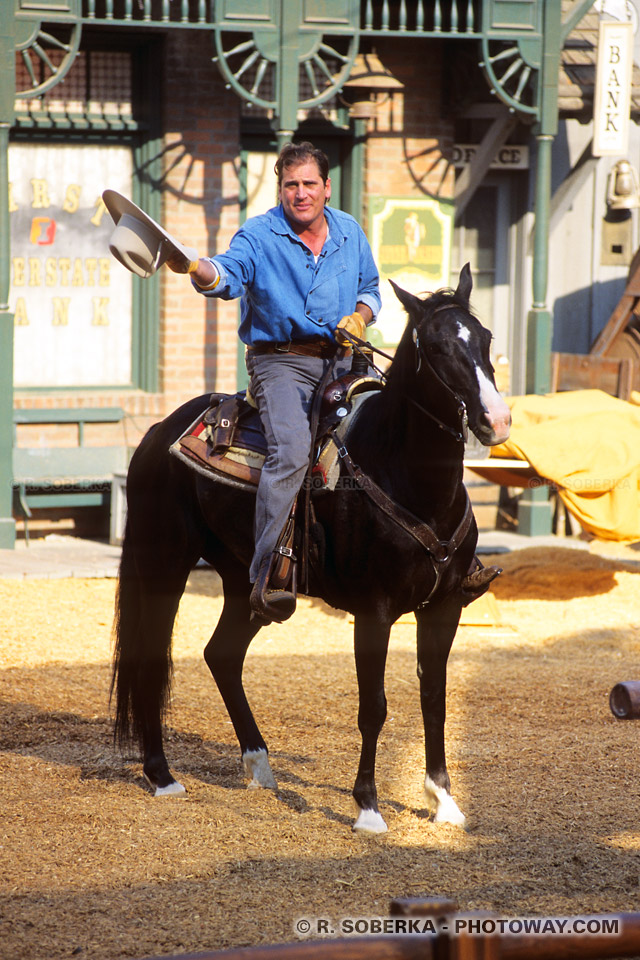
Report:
300,345,350,593
328,302,476,603
339,301,469,443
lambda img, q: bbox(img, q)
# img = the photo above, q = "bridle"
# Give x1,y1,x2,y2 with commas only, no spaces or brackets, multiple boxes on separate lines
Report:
342,300,470,444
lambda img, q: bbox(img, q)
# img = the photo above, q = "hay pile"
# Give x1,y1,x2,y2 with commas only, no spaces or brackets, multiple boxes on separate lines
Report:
1,543,640,960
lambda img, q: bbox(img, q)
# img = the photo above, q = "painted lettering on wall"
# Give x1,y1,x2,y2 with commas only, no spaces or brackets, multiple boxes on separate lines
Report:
10,185,110,327
9,143,133,388
452,144,529,170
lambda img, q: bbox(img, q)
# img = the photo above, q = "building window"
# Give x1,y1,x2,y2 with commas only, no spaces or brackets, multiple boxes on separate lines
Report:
12,38,162,392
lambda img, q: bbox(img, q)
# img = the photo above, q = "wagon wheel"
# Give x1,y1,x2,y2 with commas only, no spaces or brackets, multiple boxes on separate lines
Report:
213,29,359,111
15,20,82,100
479,37,538,117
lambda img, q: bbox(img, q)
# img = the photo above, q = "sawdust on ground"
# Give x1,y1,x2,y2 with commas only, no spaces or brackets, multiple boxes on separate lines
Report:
1,542,640,960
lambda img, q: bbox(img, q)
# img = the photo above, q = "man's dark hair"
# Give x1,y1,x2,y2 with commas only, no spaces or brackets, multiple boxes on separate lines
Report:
275,141,329,186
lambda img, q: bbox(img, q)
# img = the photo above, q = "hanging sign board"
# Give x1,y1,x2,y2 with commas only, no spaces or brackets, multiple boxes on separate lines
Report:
368,196,454,349
593,19,634,157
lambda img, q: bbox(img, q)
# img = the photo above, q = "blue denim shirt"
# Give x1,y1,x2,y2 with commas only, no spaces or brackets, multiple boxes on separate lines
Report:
196,204,381,345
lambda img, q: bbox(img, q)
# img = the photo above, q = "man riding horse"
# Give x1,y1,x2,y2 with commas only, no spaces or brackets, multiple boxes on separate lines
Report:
104,162,512,815
103,142,501,630
165,141,381,624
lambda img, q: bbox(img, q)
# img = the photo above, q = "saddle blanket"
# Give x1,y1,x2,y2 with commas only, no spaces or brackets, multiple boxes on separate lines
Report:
169,379,381,493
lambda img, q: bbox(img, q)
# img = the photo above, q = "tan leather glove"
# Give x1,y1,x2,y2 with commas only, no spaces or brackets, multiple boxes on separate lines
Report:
165,252,200,274
335,311,367,345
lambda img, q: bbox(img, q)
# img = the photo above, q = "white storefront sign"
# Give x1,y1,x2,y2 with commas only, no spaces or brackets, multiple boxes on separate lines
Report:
593,19,634,157
9,143,133,388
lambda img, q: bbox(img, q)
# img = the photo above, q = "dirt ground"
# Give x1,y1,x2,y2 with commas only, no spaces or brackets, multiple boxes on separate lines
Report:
2,542,640,960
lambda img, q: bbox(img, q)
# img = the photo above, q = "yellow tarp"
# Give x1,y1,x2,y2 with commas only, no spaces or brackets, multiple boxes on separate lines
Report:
491,389,640,542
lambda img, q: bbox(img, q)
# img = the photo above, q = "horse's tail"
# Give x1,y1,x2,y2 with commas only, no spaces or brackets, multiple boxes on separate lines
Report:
110,513,174,749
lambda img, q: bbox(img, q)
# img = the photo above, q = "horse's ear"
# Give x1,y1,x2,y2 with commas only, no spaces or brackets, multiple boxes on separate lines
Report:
389,279,423,316
455,263,473,304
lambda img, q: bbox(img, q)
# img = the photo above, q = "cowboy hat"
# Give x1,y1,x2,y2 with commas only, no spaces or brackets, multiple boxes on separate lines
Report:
102,189,198,279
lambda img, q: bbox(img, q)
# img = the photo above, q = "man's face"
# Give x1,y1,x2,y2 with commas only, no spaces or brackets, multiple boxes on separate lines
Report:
279,160,331,232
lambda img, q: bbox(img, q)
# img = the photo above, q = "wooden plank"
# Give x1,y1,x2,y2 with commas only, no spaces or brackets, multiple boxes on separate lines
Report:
13,407,125,424
21,490,109,509
550,352,635,399
591,246,640,354
464,458,539,489
13,445,129,481
623,245,640,296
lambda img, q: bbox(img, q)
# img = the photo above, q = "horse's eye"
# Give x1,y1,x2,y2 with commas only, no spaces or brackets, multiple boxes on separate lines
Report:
427,341,451,357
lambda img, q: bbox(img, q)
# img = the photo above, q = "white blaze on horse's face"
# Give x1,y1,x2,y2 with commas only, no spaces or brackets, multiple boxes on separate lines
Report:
456,318,511,444
456,320,471,344
475,361,511,444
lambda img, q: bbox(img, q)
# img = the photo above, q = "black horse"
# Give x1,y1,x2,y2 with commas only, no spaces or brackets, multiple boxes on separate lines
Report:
111,264,511,833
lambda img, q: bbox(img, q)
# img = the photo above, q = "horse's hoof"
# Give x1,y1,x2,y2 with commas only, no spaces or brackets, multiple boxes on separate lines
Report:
353,807,388,835
243,748,277,790
144,773,187,798
424,777,466,826
154,780,187,798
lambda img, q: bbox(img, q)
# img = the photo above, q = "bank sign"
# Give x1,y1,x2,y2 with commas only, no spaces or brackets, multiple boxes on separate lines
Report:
593,19,634,157
9,143,133,388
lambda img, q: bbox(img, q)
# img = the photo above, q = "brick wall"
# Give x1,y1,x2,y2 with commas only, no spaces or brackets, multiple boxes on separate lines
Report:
161,30,241,409
365,40,454,202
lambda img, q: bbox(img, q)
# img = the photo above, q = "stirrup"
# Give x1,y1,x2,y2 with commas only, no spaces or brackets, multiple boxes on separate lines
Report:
461,555,502,600
250,505,298,624
250,551,297,624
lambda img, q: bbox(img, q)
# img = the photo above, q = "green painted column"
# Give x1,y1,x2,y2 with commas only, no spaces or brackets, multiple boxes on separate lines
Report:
521,134,554,535
527,135,553,395
518,0,562,536
346,117,366,220
274,0,301,148
0,21,16,549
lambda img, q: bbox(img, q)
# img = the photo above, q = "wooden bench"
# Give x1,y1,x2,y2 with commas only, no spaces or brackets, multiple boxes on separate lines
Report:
12,407,129,543
463,457,538,489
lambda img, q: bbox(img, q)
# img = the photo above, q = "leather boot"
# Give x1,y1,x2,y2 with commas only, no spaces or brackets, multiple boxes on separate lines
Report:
250,551,297,624
250,507,298,624
461,555,502,603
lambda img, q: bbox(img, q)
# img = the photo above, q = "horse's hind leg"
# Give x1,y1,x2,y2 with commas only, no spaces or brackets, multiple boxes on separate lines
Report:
140,568,197,796
112,445,206,796
204,563,277,790
114,527,200,796
416,601,466,825
351,613,392,835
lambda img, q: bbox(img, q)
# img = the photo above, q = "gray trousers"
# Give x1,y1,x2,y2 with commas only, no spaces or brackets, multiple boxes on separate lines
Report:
246,349,350,582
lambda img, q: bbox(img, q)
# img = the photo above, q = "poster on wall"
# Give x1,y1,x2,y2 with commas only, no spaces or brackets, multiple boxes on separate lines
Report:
368,196,454,348
246,151,278,217
9,143,133,388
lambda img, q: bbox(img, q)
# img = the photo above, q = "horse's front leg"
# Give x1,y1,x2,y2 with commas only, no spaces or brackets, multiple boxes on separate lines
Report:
416,600,466,825
204,573,277,790
352,612,392,835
